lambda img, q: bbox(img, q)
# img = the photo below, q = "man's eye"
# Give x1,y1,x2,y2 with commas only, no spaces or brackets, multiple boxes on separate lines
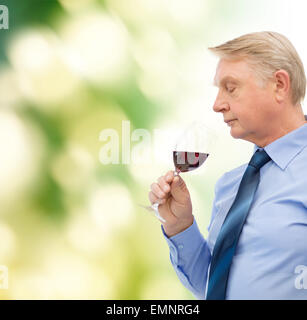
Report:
227,87,235,93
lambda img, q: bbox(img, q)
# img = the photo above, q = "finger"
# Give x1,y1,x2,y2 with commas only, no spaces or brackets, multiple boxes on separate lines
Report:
170,174,190,203
148,191,158,204
148,191,166,205
165,170,175,183
157,176,170,193
150,182,166,199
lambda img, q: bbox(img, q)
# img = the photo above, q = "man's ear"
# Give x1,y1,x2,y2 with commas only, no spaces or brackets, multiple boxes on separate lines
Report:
273,69,290,103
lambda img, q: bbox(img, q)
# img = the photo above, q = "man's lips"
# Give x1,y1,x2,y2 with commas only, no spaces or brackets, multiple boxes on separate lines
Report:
224,119,237,123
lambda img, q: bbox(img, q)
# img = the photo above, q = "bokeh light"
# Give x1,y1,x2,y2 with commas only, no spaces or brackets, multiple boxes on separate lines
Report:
8,29,80,105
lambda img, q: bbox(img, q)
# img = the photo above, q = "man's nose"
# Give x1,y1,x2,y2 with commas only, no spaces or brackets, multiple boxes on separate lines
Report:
212,91,230,113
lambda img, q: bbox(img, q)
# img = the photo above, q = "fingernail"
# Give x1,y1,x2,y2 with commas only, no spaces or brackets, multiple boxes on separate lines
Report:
164,185,169,192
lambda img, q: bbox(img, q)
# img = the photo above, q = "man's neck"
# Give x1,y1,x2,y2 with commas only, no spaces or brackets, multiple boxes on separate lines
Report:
255,111,307,148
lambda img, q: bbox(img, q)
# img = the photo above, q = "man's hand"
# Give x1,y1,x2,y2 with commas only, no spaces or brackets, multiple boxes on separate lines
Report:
148,170,193,237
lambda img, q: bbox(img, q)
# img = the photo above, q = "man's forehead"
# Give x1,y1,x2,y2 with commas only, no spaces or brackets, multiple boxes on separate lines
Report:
213,75,240,87
213,59,251,86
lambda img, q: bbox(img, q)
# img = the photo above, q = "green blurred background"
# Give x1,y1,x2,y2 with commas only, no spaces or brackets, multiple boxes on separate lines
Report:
0,0,306,299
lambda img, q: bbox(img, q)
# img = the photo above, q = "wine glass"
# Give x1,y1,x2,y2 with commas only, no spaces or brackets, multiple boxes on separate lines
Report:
140,121,216,223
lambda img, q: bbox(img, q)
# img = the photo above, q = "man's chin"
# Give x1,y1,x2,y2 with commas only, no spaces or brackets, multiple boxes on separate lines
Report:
229,127,245,140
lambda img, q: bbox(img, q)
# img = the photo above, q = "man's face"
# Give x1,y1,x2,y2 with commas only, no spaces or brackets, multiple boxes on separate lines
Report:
213,58,277,145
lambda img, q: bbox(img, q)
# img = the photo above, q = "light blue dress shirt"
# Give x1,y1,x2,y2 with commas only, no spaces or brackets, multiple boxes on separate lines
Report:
162,122,307,300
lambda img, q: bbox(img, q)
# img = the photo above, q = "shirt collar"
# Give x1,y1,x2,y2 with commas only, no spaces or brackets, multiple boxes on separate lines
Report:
253,116,307,170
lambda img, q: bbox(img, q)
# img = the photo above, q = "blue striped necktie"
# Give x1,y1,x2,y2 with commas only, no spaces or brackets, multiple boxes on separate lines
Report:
206,149,271,300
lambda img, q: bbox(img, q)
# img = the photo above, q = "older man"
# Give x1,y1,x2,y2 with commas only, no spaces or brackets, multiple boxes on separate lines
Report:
148,31,307,299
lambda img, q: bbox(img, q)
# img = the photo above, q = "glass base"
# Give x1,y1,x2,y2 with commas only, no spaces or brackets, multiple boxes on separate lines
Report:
138,203,166,223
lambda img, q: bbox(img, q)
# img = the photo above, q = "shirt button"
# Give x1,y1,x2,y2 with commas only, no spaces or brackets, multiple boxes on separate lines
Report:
178,244,184,250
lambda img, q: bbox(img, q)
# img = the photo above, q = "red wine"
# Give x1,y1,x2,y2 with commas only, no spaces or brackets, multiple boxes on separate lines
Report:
173,151,209,173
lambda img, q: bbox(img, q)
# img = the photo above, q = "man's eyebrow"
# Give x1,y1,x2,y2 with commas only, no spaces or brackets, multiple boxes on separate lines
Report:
213,76,240,87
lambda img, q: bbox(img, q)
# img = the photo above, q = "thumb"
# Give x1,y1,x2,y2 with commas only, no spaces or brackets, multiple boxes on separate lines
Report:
170,175,190,203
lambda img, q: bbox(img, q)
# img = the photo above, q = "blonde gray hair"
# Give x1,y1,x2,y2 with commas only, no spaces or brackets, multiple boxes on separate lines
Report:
208,31,306,105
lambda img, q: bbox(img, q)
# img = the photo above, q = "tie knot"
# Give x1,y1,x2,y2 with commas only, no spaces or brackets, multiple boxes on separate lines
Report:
248,149,271,170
